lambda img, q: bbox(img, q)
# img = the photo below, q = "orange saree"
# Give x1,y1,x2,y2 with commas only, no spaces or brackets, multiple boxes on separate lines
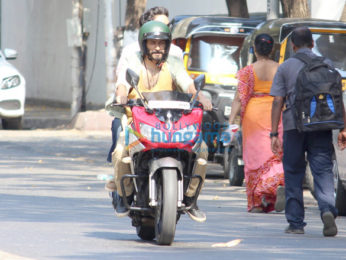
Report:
237,65,284,212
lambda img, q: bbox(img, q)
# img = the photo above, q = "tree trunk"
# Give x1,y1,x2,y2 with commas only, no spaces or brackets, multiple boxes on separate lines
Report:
340,3,346,21
123,0,146,47
104,0,116,99
124,0,146,31
70,0,87,117
280,0,310,18
225,0,249,18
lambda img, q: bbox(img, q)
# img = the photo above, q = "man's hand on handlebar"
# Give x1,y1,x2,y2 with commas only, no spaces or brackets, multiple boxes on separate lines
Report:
115,95,128,105
198,93,212,111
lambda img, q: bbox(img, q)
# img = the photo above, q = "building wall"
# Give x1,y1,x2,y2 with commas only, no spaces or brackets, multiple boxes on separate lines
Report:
1,0,108,107
1,0,73,104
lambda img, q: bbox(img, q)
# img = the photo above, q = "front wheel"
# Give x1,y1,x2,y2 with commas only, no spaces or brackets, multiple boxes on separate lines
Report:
155,169,178,245
227,147,244,186
334,161,346,216
2,117,22,130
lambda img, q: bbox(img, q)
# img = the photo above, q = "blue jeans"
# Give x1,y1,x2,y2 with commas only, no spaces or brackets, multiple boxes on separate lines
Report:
283,129,337,229
107,118,122,163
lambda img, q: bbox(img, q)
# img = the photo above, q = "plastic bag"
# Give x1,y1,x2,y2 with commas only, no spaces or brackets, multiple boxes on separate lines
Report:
220,124,239,146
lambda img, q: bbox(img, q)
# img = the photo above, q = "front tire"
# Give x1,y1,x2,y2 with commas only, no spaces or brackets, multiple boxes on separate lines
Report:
227,147,244,186
2,117,22,130
334,161,346,216
155,169,177,245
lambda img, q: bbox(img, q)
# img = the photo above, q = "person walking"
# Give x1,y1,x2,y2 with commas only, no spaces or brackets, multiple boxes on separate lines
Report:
271,26,346,236
228,33,285,213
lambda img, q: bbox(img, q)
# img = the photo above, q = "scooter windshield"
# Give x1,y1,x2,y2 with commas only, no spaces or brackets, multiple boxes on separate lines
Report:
142,91,192,102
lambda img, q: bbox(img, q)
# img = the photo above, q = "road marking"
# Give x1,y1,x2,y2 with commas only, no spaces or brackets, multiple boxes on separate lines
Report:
0,250,34,260
212,239,243,248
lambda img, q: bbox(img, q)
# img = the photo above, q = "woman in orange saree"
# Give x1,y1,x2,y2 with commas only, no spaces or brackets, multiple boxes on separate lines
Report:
228,34,284,213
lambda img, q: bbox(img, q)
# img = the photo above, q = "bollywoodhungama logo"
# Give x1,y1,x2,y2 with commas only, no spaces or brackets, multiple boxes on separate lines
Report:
125,122,234,148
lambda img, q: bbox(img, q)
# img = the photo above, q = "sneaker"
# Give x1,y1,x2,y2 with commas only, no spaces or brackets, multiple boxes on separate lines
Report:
322,211,337,237
185,196,206,223
111,192,132,217
285,225,304,234
275,185,285,212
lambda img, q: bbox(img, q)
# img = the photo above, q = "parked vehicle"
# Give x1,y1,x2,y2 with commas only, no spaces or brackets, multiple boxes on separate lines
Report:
240,18,346,215
172,16,264,185
0,48,25,129
112,70,206,245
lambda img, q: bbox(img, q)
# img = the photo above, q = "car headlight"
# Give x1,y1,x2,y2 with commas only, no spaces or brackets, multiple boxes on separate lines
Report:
1,75,21,89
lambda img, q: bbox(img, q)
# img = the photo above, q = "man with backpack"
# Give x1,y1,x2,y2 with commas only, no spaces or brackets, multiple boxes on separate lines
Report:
270,27,346,237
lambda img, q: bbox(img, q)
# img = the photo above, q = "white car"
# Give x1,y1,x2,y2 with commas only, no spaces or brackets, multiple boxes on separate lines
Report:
0,48,25,129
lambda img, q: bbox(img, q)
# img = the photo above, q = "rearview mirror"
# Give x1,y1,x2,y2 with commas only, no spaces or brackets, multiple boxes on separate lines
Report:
126,69,139,88
193,74,205,91
4,48,18,60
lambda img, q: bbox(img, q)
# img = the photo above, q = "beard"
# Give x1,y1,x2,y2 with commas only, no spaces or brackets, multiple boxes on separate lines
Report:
148,50,164,63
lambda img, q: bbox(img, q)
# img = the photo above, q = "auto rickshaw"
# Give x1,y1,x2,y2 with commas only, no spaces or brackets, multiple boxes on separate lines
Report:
240,18,346,215
171,16,265,184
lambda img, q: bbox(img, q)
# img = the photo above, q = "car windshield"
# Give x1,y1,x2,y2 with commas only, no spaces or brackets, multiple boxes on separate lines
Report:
285,32,346,78
188,35,244,75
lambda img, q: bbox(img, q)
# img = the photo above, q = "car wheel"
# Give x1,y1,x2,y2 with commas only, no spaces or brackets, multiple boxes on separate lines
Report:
304,163,315,199
223,146,230,178
334,160,346,216
227,147,244,186
2,117,22,130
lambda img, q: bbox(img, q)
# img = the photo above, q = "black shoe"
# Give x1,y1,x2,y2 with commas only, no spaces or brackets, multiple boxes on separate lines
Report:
322,211,337,237
285,225,304,234
111,192,132,217
184,196,206,223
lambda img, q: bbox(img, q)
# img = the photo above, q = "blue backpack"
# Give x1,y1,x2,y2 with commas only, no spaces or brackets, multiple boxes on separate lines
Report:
292,53,344,132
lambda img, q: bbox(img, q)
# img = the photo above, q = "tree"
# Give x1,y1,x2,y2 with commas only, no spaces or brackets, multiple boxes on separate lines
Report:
124,0,146,31
340,2,346,21
225,0,249,18
70,0,87,116
122,0,146,48
280,0,310,18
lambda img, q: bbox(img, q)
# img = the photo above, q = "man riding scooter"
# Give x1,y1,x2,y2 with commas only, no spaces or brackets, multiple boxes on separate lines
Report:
110,21,212,222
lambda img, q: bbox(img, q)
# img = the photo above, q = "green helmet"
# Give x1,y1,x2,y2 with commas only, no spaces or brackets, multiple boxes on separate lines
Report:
138,21,171,63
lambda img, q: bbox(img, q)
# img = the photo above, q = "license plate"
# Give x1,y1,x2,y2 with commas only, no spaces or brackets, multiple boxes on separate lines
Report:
224,106,231,116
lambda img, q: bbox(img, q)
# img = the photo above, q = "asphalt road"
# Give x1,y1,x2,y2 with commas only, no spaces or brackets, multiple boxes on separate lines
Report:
1,130,346,260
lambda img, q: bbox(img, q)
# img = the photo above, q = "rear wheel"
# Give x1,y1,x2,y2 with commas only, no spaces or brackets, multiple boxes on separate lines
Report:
155,169,177,245
304,164,315,199
2,117,22,129
334,161,346,216
227,147,244,186
223,147,230,178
